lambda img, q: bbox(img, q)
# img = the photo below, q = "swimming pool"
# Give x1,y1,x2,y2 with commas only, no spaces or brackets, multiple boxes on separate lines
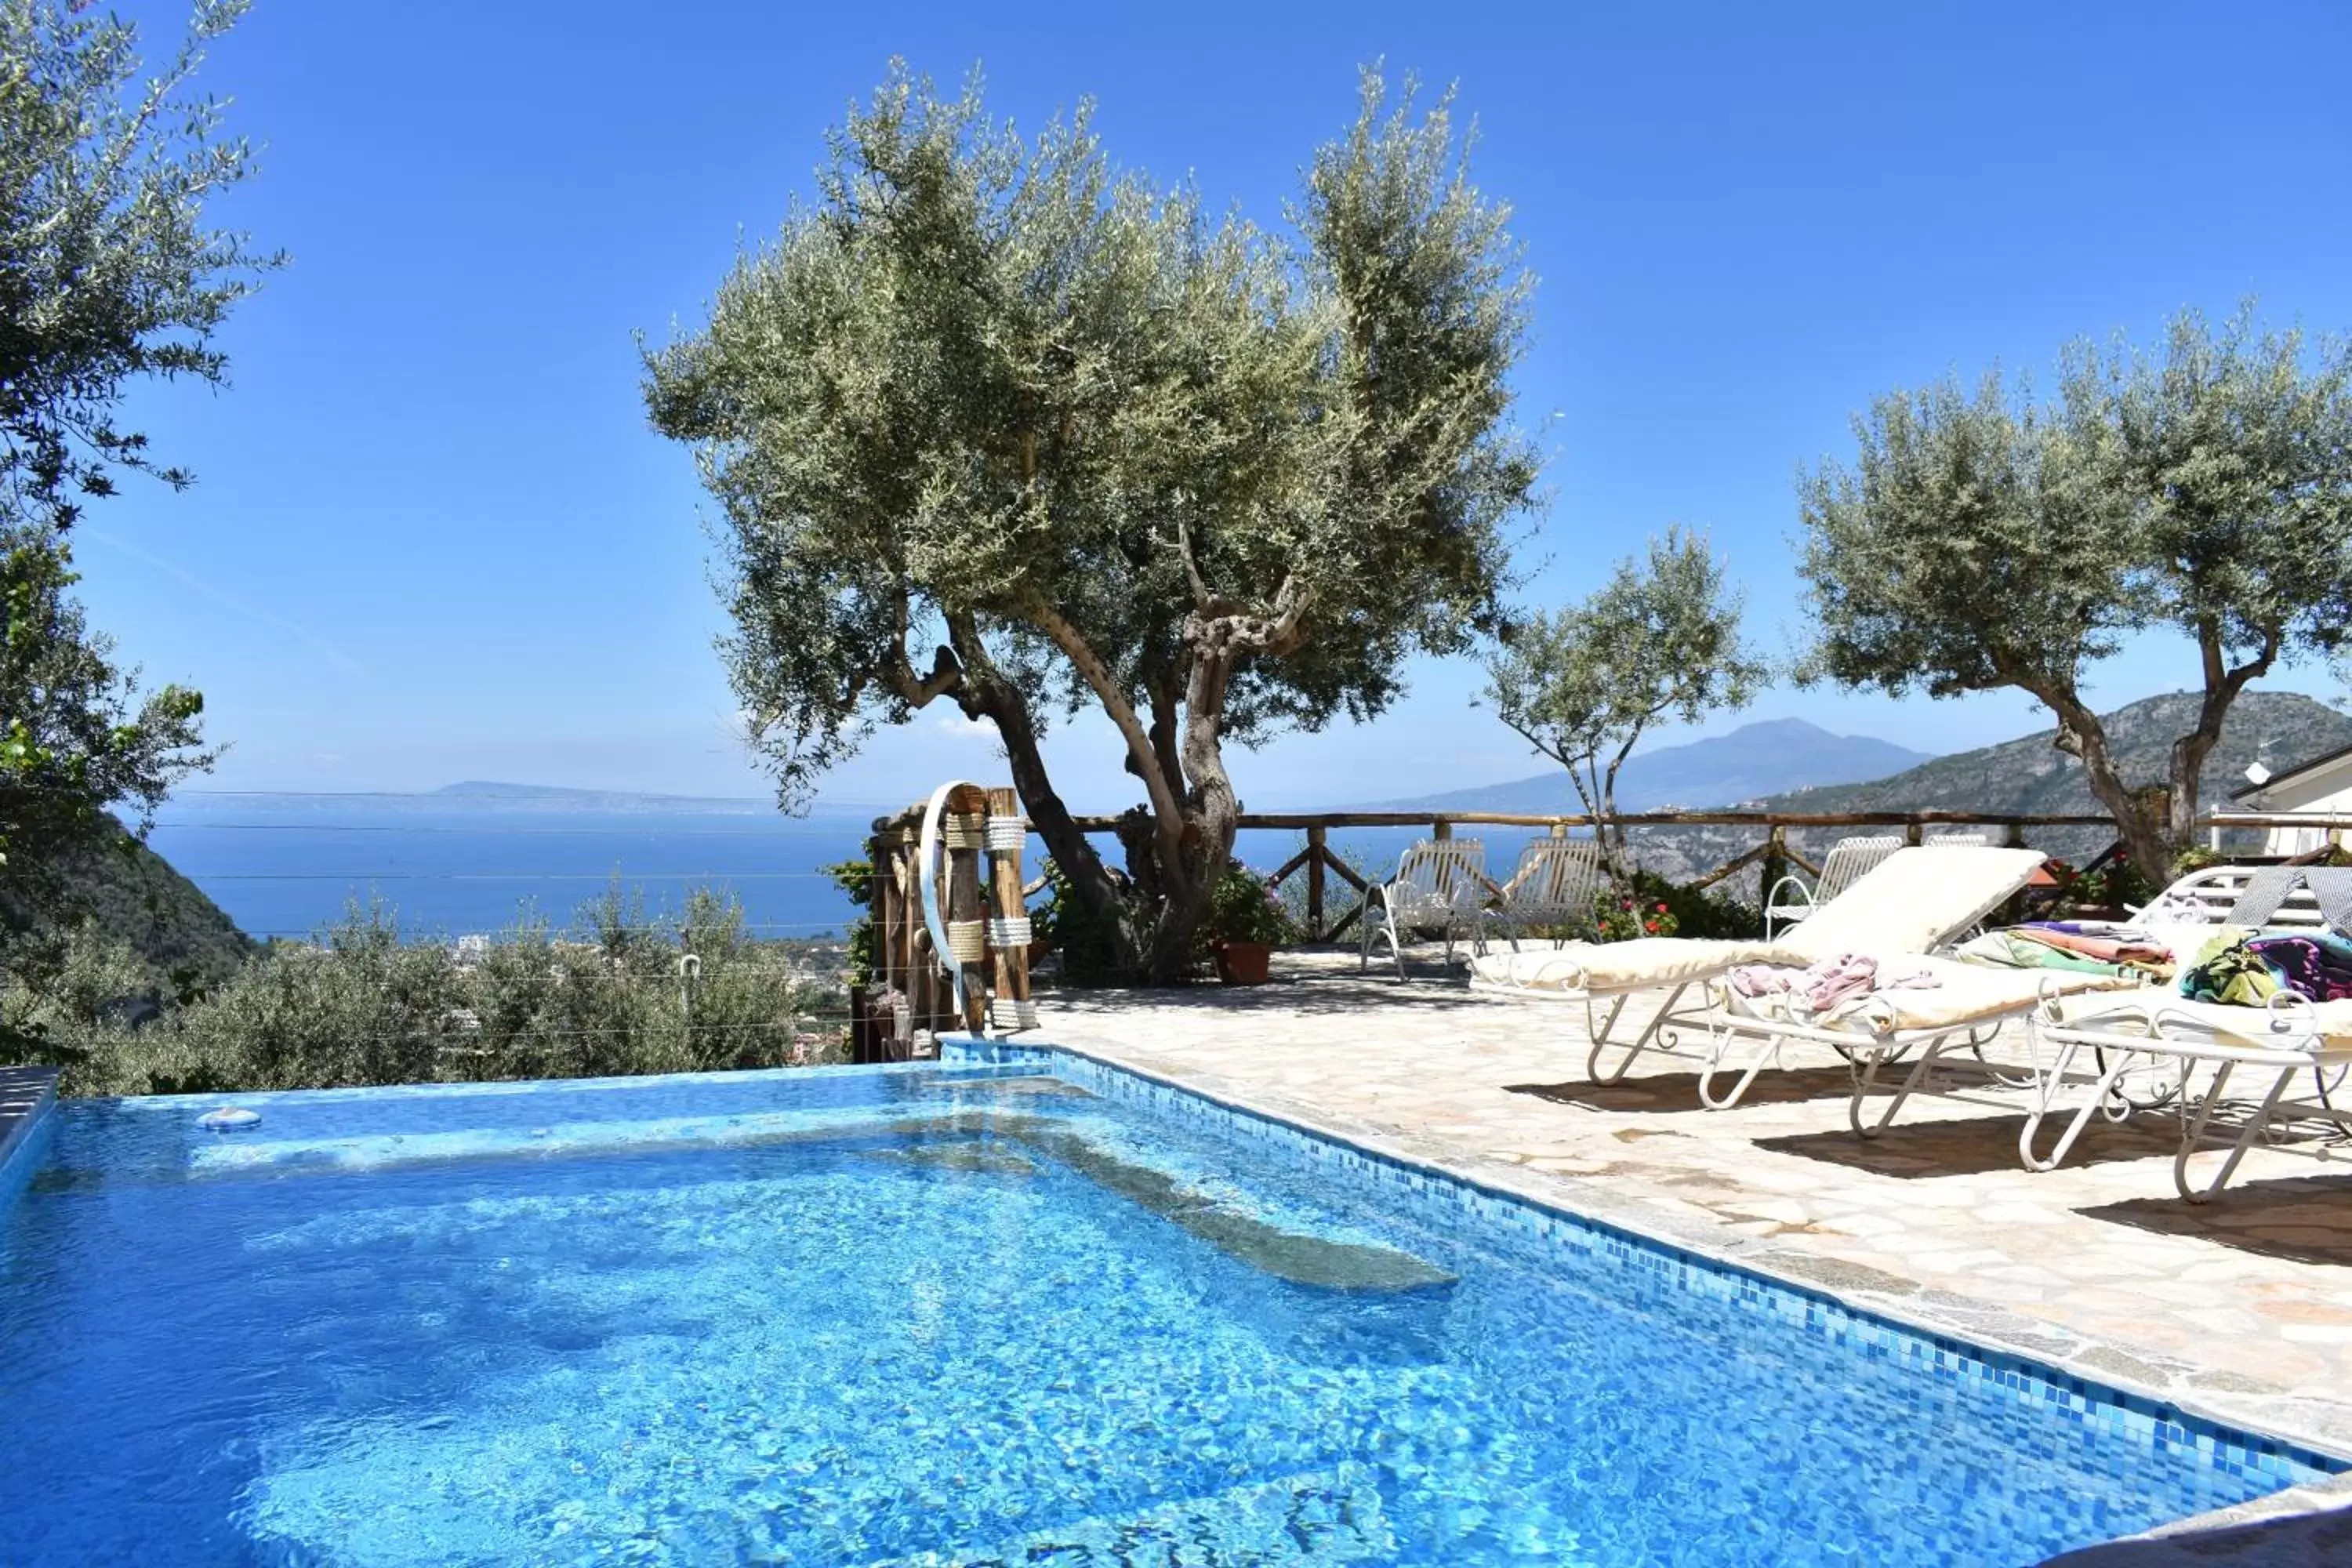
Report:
0,1048,2336,1566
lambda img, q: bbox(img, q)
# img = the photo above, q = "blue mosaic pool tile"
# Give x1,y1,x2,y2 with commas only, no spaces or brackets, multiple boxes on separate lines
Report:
942,1033,2343,1492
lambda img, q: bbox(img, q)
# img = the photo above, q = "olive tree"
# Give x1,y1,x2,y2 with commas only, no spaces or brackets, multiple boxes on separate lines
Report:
1798,307,2352,877
1484,529,1765,877
0,0,272,919
644,66,1537,978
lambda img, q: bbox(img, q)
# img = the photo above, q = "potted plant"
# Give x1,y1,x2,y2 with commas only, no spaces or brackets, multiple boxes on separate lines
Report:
1207,864,1290,985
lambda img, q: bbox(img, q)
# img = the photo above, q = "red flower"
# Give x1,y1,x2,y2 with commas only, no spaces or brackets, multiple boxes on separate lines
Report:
1621,899,1634,909
1654,902,1668,913
1644,920,1660,932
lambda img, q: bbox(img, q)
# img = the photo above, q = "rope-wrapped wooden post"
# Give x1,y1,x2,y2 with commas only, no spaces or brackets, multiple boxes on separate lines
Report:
985,787,1036,1032
941,786,991,1037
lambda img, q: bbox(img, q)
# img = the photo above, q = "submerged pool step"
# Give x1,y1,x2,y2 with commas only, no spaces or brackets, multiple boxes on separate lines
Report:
862,1465,1395,1566
185,1104,969,1175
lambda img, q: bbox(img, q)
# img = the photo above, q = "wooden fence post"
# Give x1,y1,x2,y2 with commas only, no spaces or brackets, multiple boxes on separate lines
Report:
1759,824,1788,914
1305,824,1327,940
1432,818,1453,841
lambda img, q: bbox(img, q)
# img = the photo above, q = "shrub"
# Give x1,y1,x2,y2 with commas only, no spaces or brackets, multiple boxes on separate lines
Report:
1032,857,1134,986
1587,870,1757,943
820,857,877,985
2044,852,2159,913
1595,891,1679,942
1207,864,1294,946
34,887,836,1097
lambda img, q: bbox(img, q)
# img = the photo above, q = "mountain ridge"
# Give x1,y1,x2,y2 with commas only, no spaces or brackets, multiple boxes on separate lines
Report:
1627,689,2352,887
1361,718,1937,815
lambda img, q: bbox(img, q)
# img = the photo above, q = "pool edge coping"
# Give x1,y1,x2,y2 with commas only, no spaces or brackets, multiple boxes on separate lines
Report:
0,1066,58,1214
950,1030,2352,1546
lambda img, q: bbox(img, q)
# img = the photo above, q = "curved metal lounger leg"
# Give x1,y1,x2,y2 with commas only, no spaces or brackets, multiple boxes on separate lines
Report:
1846,1047,1889,1138
2176,1062,2295,1204
1698,1022,1775,1110
1584,993,1637,1081
1584,982,1692,1083
1849,1038,1943,1140
2017,1038,2124,1173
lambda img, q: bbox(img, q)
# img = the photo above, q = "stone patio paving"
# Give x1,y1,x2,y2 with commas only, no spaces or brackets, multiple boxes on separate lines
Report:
1032,949,2352,1548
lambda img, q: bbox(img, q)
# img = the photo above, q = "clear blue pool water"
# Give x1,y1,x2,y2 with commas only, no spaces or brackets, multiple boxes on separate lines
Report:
0,1055,2334,1566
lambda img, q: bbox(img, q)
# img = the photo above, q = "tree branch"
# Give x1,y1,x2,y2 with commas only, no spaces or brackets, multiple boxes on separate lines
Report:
880,590,964,707
1027,596,1187,836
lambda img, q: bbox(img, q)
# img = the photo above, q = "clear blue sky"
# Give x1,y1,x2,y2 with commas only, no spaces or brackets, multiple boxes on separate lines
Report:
78,0,2352,808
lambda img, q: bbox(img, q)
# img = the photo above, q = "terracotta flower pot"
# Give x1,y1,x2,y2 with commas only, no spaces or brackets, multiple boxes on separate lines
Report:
1214,940,1272,985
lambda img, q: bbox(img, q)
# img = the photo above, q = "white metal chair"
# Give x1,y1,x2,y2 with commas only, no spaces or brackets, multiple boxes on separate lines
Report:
1494,837,1603,949
1361,838,1490,979
1765,835,1903,939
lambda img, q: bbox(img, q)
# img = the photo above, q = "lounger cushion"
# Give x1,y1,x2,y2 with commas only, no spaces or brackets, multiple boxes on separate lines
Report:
1470,938,1799,994
1469,847,2049,1000
1777,846,2049,963
2045,993,2352,1052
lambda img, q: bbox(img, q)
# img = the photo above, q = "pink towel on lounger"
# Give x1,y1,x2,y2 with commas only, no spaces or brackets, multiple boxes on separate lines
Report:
1726,953,1941,1016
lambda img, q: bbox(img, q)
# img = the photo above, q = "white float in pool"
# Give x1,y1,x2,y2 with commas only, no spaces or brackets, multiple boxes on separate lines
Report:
197,1107,262,1132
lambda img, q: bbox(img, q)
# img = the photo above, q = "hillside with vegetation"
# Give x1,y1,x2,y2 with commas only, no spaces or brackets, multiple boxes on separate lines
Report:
1,826,252,990
1628,690,2352,885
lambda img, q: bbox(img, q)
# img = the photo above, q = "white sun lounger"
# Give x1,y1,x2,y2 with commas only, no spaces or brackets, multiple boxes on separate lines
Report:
2022,991,2352,1201
1846,864,2352,1168
1719,960,2136,1129
1468,845,2051,1092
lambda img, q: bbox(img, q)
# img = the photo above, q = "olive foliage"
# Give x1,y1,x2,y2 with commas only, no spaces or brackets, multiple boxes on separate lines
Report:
1798,307,2352,875
646,65,1537,976
1485,529,1765,877
0,0,272,917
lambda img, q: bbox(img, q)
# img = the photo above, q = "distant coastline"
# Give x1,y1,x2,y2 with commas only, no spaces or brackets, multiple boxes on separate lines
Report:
167,781,898,818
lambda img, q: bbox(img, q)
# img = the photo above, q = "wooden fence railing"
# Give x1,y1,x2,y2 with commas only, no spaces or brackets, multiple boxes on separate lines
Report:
852,803,2352,1051
1054,809,2352,943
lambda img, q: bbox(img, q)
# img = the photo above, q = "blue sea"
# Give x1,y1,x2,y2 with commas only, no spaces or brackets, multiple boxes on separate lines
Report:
146,791,1573,944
